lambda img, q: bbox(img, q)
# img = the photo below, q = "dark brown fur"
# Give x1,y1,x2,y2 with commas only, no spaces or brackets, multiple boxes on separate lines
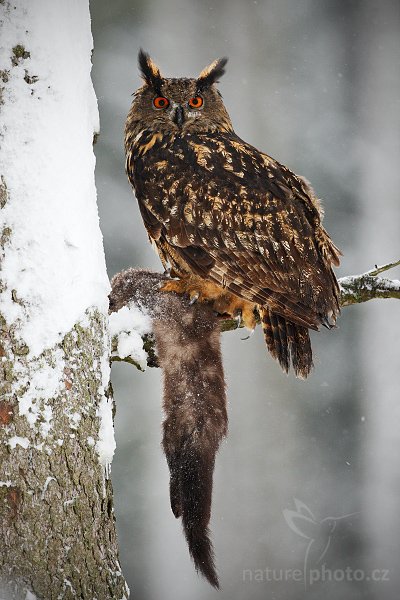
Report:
109,269,227,588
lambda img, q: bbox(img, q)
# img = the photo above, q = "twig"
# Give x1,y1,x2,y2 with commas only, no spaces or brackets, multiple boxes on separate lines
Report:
363,259,400,277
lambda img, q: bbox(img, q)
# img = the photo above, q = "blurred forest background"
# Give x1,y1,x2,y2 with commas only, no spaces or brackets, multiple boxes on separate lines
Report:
90,1,400,598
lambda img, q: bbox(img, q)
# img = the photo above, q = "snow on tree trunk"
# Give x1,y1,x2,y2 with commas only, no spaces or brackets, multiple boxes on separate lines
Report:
0,1,128,598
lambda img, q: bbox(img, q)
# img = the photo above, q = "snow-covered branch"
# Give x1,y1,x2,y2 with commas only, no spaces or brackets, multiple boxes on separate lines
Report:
110,262,400,369
339,260,400,306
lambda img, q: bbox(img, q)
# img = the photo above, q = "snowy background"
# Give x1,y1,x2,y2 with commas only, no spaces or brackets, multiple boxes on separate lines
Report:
90,1,400,599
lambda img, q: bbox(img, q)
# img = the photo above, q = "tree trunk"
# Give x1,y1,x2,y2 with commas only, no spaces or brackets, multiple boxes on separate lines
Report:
0,1,128,598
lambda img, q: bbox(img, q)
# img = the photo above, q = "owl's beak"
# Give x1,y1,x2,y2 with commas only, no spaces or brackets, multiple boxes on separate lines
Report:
172,105,185,127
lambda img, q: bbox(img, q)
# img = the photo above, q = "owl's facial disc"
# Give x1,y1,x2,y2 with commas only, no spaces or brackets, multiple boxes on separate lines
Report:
128,73,233,135
129,52,233,135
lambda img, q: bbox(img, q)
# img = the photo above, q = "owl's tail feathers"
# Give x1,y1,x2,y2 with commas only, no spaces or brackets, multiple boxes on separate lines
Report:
260,308,313,379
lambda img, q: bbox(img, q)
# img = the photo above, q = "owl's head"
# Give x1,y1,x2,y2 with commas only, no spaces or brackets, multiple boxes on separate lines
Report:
126,50,233,136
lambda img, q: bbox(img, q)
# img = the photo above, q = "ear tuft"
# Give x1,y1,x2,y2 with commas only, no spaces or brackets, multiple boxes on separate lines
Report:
197,58,228,90
138,49,163,93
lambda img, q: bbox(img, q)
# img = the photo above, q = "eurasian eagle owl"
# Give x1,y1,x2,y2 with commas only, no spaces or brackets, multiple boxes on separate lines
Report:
125,50,341,380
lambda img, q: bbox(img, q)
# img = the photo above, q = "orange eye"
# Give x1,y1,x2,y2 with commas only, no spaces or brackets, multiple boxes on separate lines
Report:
188,96,203,108
153,96,169,109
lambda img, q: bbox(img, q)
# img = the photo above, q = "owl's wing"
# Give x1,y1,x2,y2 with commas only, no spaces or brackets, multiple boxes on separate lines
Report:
161,133,341,330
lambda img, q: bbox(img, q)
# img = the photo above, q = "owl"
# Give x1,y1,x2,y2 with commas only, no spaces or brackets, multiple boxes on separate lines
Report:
124,50,341,586
125,50,341,379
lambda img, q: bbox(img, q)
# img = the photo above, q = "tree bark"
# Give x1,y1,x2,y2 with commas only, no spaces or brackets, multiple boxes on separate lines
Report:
0,2,128,598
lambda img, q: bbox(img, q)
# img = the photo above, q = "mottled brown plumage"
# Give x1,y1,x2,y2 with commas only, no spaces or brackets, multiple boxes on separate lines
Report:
124,50,341,585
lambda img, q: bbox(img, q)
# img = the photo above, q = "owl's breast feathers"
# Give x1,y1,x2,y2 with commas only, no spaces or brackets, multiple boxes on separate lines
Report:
125,129,341,331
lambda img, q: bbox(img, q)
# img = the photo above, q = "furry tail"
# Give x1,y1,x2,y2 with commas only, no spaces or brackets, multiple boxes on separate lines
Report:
166,445,219,587
260,307,313,378
109,270,227,588
153,299,227,589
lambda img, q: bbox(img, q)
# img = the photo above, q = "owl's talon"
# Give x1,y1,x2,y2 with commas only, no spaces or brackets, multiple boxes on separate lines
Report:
233,311,242,328
189,292,200,306
241,328,255,341
163,268,172,278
